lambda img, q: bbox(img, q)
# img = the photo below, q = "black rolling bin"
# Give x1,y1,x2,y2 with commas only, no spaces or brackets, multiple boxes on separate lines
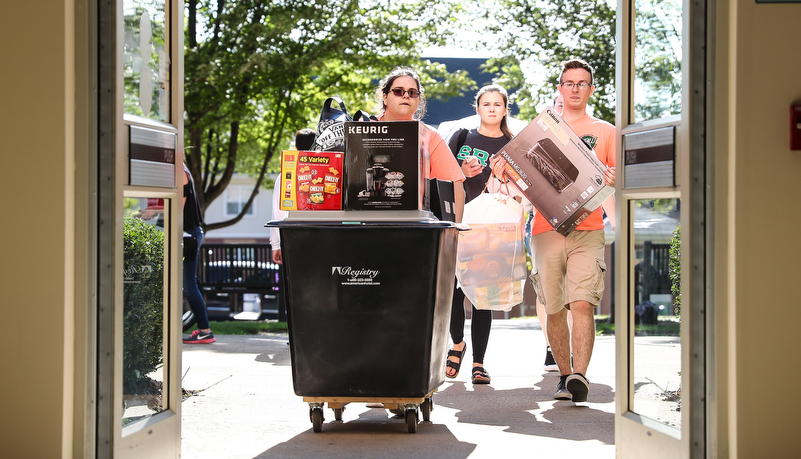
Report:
268,213,458,433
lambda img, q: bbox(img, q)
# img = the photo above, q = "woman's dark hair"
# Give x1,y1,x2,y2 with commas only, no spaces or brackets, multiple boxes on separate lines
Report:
473,84,513,139
375,66,427,120
294,128,317,150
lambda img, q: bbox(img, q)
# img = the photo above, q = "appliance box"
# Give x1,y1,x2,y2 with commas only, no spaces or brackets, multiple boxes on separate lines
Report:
343,121,428,211
279,150,344,211
498,108,614,235
426,178,456,222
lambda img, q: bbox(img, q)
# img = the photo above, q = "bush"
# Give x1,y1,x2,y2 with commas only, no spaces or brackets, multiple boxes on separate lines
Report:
669,224,681,318
122,215,165,394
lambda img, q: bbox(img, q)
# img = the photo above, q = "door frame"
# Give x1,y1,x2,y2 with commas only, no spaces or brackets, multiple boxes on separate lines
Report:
96,0,184,456
614,0,711,456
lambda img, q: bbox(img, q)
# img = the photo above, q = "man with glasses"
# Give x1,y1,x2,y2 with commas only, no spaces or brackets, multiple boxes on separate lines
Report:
530,58,616,402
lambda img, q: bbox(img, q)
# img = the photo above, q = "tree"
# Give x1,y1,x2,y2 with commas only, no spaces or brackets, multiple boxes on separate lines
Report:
480,0,617,123
632,0,682,121
669,223,681,318
184,0,473,231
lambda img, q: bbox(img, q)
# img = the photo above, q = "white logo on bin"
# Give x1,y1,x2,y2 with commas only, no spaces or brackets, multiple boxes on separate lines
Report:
331,266,381,286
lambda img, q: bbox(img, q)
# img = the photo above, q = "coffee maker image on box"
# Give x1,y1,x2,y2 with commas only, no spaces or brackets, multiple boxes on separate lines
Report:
365,161,389,197
524,137,579,193
360,153,405,198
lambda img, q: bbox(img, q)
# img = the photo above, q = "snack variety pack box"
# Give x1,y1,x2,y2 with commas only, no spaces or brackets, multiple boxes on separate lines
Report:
497,107,614,235
343,121,427,211
279,150,344,211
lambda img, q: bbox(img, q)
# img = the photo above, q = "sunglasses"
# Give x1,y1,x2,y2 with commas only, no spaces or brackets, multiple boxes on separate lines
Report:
389,88,421,99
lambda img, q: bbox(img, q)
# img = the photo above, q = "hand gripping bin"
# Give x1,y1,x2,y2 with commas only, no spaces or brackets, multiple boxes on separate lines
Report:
267,217,459,433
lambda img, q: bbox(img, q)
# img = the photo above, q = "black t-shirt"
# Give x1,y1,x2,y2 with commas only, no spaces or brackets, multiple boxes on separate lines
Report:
447,129,511,203
184,164,203,230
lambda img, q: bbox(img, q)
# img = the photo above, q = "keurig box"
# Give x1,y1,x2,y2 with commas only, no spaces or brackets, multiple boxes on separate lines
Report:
343,121,428,211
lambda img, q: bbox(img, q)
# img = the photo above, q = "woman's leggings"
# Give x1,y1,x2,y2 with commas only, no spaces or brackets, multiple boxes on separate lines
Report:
450,280,492,364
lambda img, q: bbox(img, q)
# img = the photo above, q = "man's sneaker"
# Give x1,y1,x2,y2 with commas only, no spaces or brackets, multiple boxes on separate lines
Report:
555,375,572,400
183,330,215,344
544,347,559,372
566,373,590,402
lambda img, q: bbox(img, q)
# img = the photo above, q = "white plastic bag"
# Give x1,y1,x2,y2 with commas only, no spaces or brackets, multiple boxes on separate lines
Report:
456,192,528,311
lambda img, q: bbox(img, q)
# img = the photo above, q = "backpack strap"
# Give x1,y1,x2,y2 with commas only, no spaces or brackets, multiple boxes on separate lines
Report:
455,128,469,152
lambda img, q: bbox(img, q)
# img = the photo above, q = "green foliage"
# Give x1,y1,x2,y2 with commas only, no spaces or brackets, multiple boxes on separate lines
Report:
187,320,288,335
669,223,681,318
123,215,164,394
595,316,680,336
634,198,680,214
123,3,169,121
633,0,682,120
184,0,471,229
483,0,617,123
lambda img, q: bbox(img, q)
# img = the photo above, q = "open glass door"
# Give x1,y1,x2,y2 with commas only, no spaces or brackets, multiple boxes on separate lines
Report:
96,0,184,456
615,0,707,456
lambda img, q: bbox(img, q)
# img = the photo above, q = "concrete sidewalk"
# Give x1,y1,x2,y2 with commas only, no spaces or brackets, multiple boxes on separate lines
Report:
181,318,616,458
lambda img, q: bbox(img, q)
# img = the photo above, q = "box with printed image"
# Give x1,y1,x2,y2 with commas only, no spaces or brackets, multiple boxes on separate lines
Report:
497,107,613,235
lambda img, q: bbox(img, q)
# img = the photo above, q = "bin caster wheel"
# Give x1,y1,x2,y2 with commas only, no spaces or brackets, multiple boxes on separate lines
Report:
421,397,432,422
310,408,324,433
333,407,343,421
405,409,418,433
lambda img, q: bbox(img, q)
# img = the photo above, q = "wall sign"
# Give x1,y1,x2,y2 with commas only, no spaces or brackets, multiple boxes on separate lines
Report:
623,126,675,189
129,124,176,188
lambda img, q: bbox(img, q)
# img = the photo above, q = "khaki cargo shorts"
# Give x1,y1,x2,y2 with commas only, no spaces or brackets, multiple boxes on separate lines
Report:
529,229,607,315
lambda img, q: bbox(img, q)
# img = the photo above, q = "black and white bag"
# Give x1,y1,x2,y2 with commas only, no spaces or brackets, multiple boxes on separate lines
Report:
310,97,375,151
310,97,351,151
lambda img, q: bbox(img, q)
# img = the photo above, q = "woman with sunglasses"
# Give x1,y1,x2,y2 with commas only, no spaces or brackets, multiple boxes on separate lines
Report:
371,67,465,416
442,84,515,385
375,67,466,221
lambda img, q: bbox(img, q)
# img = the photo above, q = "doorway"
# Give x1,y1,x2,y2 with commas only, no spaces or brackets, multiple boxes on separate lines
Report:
95,0,185,456
614,0,709,457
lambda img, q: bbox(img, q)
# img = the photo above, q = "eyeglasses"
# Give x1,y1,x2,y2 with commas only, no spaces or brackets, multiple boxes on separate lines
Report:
389,88,421,99
560,81,591,90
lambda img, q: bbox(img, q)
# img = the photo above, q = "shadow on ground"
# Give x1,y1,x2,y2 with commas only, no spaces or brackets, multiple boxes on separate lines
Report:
437,374,615,444
254,407,477,459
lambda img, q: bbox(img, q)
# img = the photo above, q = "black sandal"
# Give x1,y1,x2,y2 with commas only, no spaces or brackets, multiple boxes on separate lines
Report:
471,366,491,384
445,345,467,379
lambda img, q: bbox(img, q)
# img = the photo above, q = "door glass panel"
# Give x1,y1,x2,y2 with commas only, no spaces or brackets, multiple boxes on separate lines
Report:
631,198,682,429
122,197,167,427
633,0,682,122
123,0,170,121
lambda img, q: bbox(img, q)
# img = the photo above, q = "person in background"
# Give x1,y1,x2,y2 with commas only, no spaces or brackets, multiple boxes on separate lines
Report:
182,162,215,344
374,66,466,220
271,128,317,264
491,58,616,402
442,84,514,385
534,91,571,372
552,92,565,115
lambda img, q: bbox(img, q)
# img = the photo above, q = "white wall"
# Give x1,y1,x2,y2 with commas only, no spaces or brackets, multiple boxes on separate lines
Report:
715,1,801,457
202,173,278,243
0,0,88,456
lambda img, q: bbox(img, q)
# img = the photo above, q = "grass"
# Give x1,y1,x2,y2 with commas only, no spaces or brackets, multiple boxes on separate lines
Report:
513,314,681,337
594,315,681,336
196,314,681,337
189,320,288,335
